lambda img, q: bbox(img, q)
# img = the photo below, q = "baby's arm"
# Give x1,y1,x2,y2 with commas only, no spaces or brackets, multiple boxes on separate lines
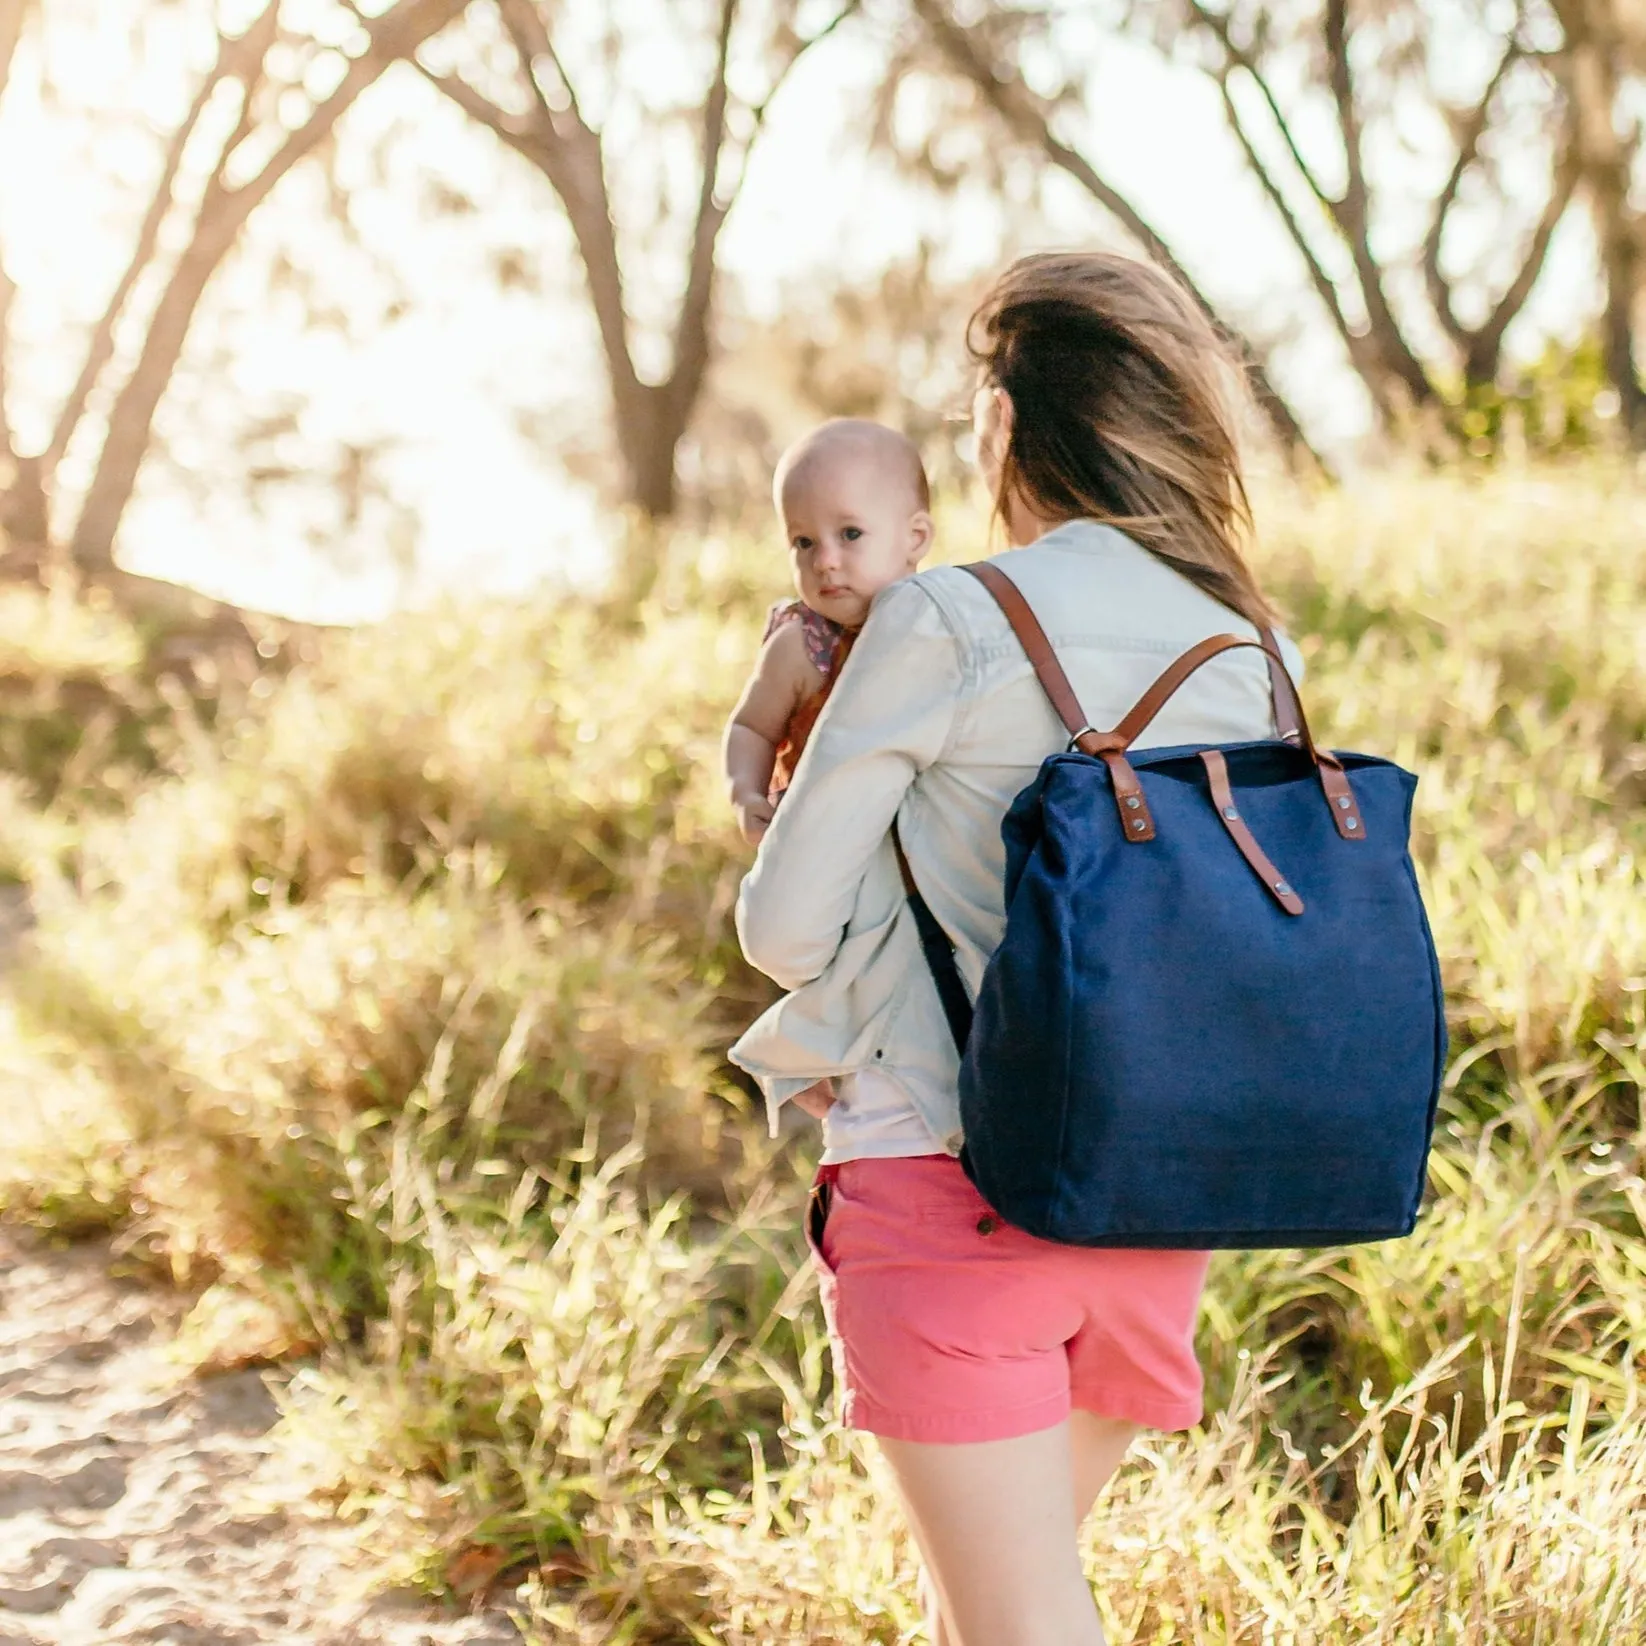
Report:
724,621,820,844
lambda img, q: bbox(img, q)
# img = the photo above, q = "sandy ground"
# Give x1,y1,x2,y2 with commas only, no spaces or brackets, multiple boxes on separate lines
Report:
0,1224,524,1646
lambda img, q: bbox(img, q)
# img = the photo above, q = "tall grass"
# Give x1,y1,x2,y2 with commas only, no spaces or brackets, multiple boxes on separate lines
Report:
0,460,1642,1640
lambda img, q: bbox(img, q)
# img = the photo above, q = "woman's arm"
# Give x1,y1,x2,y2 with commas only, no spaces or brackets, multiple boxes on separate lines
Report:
736,578,963,990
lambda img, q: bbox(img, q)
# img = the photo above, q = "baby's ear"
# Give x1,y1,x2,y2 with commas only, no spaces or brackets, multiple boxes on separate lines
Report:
907,510,935,564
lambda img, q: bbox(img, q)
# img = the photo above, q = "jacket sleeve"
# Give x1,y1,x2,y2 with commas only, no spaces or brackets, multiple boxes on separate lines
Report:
735,577,963,990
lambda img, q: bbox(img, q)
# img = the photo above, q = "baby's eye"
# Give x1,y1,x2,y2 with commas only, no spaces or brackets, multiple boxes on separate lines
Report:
841,526,863,542
791,536,813,552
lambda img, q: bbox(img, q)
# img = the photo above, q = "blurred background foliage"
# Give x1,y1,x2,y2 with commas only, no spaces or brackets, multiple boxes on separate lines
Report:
0,0,1645,1641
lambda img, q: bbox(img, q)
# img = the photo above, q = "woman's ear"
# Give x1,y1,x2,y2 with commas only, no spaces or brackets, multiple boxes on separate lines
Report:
971,383,1014,507
971,382,1012,461
991,386,1014,454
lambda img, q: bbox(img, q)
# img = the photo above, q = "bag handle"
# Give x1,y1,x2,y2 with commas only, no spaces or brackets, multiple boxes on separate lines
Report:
963,562,1364,845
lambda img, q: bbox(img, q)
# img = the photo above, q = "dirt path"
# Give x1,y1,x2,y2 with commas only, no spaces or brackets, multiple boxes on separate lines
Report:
0,1226,523,1646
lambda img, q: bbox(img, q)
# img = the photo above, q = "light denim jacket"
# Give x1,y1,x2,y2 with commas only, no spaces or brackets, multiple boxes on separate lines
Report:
730,519,1304,1150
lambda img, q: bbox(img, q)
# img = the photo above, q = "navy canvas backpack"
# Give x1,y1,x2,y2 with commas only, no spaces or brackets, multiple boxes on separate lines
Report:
894,562,1446,1249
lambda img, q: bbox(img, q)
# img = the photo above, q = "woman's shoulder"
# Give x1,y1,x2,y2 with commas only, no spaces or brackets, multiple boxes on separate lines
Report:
907,535,1307,677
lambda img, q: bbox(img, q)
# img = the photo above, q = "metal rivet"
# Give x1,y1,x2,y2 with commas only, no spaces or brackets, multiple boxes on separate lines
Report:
1130,818,1147,832
1336,795,1351,810
1125,795,1141,809
1222,806,1239,820
976,1215,998,1235
1346,817,1359,831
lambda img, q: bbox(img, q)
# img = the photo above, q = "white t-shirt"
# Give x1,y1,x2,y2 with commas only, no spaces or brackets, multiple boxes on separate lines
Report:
819,1066,942,1165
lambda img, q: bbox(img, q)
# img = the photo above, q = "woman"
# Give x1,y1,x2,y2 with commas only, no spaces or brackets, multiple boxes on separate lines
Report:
736,250,1303,1645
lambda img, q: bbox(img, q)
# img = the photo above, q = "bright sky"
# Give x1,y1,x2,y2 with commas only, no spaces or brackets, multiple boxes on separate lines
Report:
0,1,1597,621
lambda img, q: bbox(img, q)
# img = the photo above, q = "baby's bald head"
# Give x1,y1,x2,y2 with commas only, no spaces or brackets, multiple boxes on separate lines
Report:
773,419,931,518
772,419,934,630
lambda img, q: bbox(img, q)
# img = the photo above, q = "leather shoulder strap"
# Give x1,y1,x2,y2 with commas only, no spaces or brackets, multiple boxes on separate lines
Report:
1260,627,1302,743
965,562,1301,746
961,560,1363,843
963,562,1092,742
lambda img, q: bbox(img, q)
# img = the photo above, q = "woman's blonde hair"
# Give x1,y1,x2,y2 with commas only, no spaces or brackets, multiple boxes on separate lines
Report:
968,250,1276,628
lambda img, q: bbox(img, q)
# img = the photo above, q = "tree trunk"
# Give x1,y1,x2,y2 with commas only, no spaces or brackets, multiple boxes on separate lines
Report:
67,0,468,577
615,385,685,522
1598,211,1646,446
69,224,237,574
1561,0,1645,446
605,389,685,610
623,440,679,522
1588,101,1645,446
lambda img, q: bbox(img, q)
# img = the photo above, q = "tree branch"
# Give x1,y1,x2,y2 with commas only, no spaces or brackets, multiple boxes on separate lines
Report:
420,14,642,417
495,0,585,128
1214,72,1390,419
918,0,1193,282
0,0,32,468
224,0,467,211
665,0,865,440
42,29,253,479
1421,35,1522,350
1322,0,1371,237
1187,1,1335,216
714,1,863,234
914,0,1322,463
67,0,469,572
205,4,284,207
415,62,543,164
751,0,861,128
1320,0,1436,408
667,0,738,426
1464,137,1579,384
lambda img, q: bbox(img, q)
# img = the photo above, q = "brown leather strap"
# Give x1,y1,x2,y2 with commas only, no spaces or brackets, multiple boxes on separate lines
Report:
961,561,1362,844
1107,632,1366,843
1201,750,1304,915
1315,758,1366,841
1111,634,1293,749
1255,629,1361,838
1260,627,1302,743
965,561,1155,840
965,562,1090,742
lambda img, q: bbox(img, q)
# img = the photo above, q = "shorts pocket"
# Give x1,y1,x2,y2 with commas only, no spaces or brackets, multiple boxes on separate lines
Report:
805,1176,839,1274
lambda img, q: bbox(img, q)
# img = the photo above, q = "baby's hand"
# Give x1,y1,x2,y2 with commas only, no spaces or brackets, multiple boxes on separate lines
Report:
792,1078,837,1119
735,792,775,845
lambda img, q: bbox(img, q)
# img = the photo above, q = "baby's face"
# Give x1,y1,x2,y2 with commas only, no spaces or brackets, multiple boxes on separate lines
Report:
781,456,931,630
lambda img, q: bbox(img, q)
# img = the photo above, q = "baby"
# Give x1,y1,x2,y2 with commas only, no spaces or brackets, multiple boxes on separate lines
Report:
724,418,934,845
724,419,933,1124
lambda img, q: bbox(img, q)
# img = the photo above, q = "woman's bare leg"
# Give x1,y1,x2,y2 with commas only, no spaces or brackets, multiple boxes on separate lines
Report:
920,1567,956,1646
899,1412,1140,1646
878,1421,1110,1646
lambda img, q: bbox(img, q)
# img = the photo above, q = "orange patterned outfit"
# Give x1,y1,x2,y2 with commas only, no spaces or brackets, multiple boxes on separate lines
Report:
765,599,858,800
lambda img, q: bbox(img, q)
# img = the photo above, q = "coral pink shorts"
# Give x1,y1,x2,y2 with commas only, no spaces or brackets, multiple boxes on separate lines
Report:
806,1155,1209,1444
